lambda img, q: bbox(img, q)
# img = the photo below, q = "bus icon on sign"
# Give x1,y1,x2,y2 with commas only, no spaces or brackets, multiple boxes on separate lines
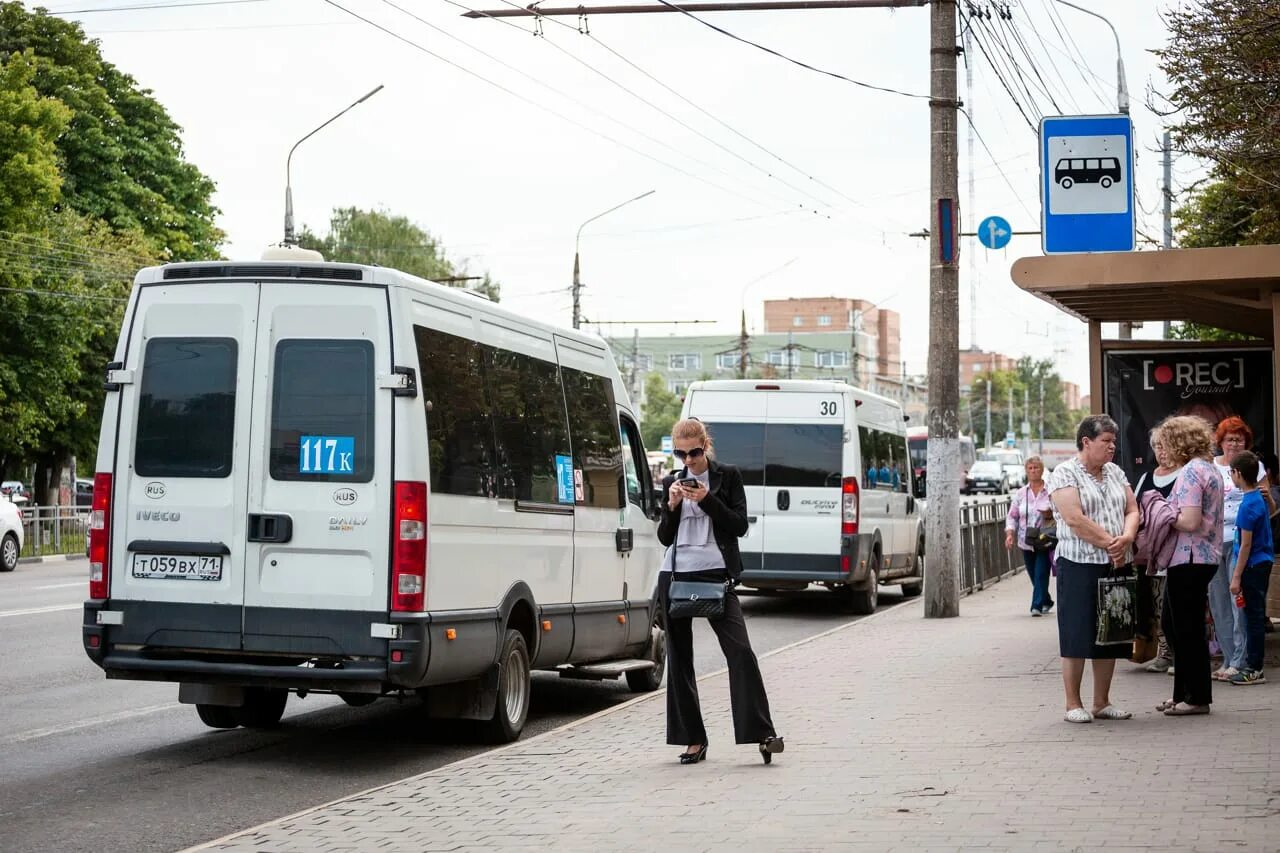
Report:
1055,157,1121,190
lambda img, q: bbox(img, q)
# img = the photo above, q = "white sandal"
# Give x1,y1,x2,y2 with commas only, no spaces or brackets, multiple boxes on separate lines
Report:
1092,705,1132,720
1064,708,1093,724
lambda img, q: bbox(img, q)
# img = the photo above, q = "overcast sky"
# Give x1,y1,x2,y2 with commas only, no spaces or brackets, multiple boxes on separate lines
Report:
54,0,1188,387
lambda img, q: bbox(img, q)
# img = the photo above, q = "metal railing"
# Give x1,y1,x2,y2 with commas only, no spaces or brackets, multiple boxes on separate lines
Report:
16,505,89,559
959,497,1023,594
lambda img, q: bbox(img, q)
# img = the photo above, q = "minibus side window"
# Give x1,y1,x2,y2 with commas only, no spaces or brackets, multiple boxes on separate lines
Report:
269,339,375,482
619,419,646,508
135,337,237,478
859,426,904,491
561,367,624,510
485,347,570,504
764,424,843,488
413,326,496,496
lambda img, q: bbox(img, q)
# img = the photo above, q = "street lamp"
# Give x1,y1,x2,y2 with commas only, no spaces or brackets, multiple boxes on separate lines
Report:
1053,0,1129,115
736,257,799,378
283,84,385,245
571,189,656,329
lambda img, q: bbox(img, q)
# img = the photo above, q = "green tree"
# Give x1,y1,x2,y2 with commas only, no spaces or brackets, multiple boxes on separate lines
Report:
1154,1,1280,245
968,358,1077,443
640,372,682,452
0,49,68,232
299,207,501,301
0,3,223,259
0,211,156,493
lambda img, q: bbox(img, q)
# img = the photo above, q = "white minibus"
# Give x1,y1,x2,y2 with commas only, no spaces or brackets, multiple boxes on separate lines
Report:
82,260,665,741
680,380,923,613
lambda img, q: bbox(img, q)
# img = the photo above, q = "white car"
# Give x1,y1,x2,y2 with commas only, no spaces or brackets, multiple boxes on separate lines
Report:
0,494,23,572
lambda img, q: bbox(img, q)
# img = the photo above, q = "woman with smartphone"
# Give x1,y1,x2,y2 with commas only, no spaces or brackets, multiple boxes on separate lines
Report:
658,417,783,765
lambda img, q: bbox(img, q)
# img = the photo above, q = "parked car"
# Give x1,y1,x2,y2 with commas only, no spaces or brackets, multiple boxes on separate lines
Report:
75,478,94,508
963,460,1009,495
1,494,23,571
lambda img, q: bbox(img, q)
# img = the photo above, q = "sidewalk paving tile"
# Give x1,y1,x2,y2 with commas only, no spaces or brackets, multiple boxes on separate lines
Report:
187,576,1280,853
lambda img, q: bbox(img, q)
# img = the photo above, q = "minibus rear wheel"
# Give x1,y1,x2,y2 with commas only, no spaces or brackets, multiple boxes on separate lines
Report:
483,629,531,743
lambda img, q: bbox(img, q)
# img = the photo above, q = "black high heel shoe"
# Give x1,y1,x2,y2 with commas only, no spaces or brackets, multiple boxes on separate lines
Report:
758,736,784,765
679,744,708,764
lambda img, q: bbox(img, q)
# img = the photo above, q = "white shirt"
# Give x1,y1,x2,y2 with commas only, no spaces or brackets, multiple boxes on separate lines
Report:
662,468,726,574
1048,457,1131,565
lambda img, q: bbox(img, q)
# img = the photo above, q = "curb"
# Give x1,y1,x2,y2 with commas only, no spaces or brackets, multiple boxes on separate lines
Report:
18,554,84,565
182,594,918,852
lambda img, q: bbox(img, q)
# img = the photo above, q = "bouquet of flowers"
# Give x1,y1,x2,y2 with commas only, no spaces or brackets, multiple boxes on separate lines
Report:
1096,572,1137,645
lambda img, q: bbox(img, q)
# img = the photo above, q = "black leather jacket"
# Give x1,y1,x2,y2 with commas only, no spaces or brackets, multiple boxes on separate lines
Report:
657,460,750,579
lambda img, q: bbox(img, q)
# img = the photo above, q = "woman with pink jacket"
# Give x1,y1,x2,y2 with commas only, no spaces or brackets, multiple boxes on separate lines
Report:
1005,456,1055,616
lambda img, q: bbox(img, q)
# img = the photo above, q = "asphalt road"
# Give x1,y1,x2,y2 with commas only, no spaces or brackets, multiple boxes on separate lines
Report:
1,558,912,853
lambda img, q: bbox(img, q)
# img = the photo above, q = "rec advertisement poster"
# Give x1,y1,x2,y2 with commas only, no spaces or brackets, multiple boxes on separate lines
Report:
1105,348,1274,484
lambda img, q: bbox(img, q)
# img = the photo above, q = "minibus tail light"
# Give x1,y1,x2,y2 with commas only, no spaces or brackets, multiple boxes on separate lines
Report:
391,481,427,612
88,473,112,600
841,477,859,536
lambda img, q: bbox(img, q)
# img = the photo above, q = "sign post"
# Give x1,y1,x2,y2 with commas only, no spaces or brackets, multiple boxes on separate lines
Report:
1040,114,1135,254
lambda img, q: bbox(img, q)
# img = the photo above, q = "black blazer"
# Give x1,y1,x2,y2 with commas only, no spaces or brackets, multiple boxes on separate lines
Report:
658,460,751,579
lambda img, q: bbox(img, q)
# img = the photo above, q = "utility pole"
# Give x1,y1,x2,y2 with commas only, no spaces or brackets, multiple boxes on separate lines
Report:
629,328,640,400
1038,375,1045,455
1162,129,1173,338
1022,385,1029,455
1007,382,1014,445
984,362,992,450
786,329,796,379
738,310,749,379
962,22,977,353
924,0,961,618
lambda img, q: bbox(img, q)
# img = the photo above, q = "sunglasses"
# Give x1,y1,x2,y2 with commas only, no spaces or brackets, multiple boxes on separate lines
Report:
673,447,705,461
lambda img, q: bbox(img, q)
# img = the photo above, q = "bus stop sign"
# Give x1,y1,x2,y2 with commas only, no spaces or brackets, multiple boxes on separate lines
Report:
1040,114,1135,254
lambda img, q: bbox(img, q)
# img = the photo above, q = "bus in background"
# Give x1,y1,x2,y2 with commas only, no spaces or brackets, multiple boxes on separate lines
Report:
906,427,975,497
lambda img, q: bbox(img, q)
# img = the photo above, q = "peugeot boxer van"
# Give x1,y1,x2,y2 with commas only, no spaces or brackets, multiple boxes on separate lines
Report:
82,261,665,741
680,380,924,613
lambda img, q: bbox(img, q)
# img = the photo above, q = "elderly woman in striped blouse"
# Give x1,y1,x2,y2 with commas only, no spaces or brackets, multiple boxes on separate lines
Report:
1047,414,1140,724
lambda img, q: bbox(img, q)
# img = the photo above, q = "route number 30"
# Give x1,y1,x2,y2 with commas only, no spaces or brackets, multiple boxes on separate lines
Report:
819,400,839,416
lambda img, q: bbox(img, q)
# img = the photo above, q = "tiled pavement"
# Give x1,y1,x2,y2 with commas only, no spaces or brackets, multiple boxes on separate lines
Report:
188,578,1280,852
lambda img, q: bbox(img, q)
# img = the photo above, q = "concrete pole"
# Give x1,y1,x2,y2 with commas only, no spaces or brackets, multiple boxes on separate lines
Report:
924,0,961,618
1162,130,1173,338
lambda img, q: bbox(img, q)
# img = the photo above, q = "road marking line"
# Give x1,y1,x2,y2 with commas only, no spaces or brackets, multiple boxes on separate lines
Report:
0,603,80,618
3,703,177,744
33,582,84,590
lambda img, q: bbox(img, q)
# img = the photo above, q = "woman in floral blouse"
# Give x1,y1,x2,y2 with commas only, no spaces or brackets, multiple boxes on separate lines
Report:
1005,456,1055,616
1048,415,1140,724
1158,415,1224,716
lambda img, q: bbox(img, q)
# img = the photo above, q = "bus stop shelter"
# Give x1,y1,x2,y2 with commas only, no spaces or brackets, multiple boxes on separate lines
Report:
1010,243,1280,424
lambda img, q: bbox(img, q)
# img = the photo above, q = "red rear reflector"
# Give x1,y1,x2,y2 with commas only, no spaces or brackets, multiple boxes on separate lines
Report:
88,473,113,600
390,650,404,663
841,477,859,536
88,635,101,648
391,481,427,612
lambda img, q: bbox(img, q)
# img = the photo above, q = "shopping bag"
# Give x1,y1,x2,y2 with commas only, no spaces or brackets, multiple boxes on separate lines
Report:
1097,570,1138,646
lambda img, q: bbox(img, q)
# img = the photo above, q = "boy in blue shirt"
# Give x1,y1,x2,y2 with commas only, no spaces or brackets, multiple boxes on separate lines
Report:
1228,451,1273,685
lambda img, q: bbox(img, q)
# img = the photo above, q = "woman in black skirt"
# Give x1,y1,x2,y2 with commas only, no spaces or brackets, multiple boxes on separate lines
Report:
1046,415,1140,724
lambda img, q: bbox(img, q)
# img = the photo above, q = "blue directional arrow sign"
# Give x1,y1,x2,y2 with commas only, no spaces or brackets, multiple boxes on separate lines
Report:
977,215,1012,250
1040,114,1135,254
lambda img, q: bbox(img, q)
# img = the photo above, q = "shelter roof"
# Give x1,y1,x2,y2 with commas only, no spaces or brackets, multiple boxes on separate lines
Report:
1010,245,1280,339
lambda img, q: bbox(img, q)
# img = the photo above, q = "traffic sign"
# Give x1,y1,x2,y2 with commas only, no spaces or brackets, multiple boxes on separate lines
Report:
977,215,1012,250
1040,114,1135,254
660,435,673,454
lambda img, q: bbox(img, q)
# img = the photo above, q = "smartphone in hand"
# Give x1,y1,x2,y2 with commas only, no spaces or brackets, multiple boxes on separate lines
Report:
677,478,700,489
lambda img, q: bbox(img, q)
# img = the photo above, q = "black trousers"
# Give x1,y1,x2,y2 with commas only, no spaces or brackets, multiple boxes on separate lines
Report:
1162,563,1216,707
660,570,776,745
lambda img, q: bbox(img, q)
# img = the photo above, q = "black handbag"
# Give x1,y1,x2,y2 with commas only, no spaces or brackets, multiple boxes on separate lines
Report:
665,481,729,619
668,579,729,619
1023,490,1058,552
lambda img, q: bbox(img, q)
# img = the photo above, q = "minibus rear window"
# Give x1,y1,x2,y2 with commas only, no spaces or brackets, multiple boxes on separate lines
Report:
699,423,764,486
269,339,375,482
135,338,237,478
766,424,843,488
